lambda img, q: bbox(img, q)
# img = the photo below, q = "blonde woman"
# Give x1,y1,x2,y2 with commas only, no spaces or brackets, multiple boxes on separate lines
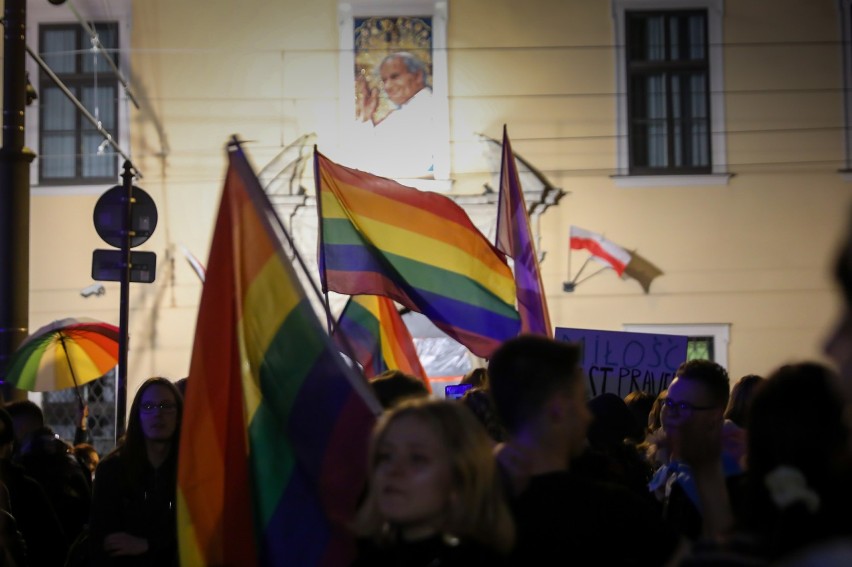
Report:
351,397,515,566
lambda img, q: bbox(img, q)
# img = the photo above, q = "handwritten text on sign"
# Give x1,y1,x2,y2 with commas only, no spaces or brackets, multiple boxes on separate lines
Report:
554,327,688,397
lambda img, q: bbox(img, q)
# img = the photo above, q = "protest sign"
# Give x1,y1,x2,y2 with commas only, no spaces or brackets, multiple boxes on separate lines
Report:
554,327,688,397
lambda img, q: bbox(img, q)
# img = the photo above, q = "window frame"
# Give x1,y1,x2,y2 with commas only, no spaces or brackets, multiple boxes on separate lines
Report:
612,0,731,187
625,10,712,175
26,0,132,195
38,22,119,186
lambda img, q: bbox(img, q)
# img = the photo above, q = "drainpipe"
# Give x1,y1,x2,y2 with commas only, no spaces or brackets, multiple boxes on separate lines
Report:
0,0,35,401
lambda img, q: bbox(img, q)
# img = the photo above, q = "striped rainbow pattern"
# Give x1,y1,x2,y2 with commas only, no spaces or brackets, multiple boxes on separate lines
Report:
316,151,521,359
334,295,430,391
177,144,380,567
3,319,118,391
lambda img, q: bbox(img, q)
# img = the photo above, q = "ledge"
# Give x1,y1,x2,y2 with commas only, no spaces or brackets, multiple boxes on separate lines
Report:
610,173,734,188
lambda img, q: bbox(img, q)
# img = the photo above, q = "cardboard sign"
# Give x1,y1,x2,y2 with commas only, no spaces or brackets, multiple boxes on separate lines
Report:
554,327,688,398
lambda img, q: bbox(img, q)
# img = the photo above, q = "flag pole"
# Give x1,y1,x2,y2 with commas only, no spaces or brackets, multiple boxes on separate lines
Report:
230,138,362,373
573,266,613,287
227,136,338,336
571,255,594,286
229,138,366,374
311,144,336,335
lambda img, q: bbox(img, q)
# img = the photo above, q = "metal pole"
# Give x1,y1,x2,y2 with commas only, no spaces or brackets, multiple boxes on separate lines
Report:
0,0,35,401
116,160,133,440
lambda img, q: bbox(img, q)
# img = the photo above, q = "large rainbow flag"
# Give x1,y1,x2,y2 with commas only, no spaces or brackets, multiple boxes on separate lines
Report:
334,295,430,391
315,151,521,359
177,141,381,567
496,126,553,337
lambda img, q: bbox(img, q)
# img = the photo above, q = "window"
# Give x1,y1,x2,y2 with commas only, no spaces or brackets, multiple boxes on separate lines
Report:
612,0,729,187
40,369,116,456
38,22,118,185
626,11,710,174
686,335,714,361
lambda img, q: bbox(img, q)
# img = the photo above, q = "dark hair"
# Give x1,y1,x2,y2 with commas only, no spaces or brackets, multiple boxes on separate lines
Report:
623,390,655,442
175,377,188,398
724,374,764,428
488,335,583,434
4,400,44,427
460,387,507,443
674,359,730,409
745,362,852,558
647,389,667,434
369,370,429,409
460,367,488,389
587,393,642,449
117,377,183,488
0,407,14,447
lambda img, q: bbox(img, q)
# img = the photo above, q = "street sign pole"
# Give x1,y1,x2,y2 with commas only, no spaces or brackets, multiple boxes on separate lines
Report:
92,163,157,442
117,161,133,440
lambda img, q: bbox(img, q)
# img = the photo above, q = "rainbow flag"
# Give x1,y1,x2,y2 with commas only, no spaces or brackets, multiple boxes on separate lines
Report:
177,142,381,567
496,126,553,336
334,295,430,391
315,150,521,359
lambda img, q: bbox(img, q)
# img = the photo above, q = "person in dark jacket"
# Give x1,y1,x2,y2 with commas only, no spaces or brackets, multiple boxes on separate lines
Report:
89,377,182,566
0,406,67,566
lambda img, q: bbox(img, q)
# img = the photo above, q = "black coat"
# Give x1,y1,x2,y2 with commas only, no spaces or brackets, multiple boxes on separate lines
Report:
88,452,178,567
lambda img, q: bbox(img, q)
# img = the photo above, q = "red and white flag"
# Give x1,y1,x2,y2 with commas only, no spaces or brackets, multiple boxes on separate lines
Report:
569,226,631,276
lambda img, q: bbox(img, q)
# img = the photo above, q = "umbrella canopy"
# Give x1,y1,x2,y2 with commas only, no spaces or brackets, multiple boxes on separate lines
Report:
2,317,119,399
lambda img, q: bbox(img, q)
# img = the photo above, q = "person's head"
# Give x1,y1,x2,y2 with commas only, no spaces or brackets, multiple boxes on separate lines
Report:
623,389,655,442
353,397,514,552
73,443,100,478
175,377,188,399
488,335,590,458
379,52,428,107
460,367,488,389
587,393,641,450
459,386,506,443
647,389,667,434
124,377,182,456
825,204,852,395
370,370,429,410
747,362,848,484
661,360,729,448
745,362,852,553
4,400,44,445
724,374,764,429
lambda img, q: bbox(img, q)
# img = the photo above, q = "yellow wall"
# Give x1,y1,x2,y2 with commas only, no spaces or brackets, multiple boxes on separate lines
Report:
22,0,852,404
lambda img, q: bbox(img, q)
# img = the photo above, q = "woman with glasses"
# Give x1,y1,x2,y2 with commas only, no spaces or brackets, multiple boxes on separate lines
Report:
87,376,183,566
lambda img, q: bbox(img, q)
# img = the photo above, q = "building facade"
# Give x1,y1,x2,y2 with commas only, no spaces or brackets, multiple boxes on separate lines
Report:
17,0,851,418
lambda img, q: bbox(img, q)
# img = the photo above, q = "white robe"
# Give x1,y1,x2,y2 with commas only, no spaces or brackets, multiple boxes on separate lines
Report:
353,87,435,179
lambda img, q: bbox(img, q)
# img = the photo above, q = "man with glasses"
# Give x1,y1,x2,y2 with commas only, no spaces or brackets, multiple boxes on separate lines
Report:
649,359,743,542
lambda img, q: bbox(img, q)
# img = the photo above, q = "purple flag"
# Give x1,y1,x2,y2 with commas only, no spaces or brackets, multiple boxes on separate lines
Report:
496,125,553,337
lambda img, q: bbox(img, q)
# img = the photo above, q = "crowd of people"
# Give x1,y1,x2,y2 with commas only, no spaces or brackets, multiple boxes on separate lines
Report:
0,205,850,566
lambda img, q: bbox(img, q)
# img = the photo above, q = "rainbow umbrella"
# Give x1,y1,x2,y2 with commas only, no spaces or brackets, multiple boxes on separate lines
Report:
2,317,119,408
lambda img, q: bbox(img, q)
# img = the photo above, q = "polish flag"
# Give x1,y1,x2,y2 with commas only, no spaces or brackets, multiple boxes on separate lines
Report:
569,226,631,276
